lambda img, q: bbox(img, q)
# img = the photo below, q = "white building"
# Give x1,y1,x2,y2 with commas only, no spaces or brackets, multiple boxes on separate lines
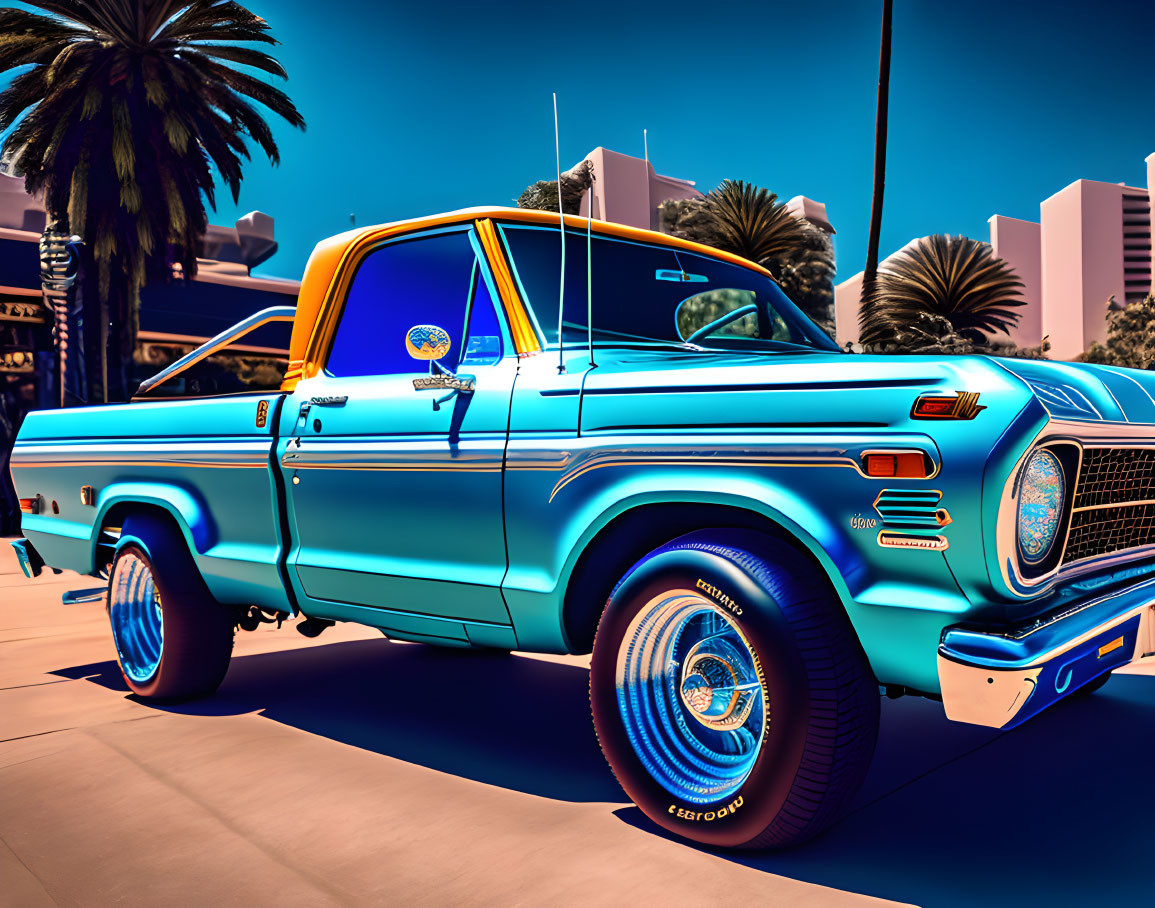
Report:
835,151,1155,359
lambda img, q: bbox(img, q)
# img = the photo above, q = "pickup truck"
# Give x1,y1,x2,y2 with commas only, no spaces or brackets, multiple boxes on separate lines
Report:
9,207,1155,849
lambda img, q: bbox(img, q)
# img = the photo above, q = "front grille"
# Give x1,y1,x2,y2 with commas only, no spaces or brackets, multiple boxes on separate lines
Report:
1063,447,1155,564
1074,448,1155,509
1064,503,1155,563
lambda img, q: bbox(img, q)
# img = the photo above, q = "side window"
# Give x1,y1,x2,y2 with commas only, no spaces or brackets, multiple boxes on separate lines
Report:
676,290,760,341
460,262,503,366
675,289,793,344
326,230,503,378
135,319,292,398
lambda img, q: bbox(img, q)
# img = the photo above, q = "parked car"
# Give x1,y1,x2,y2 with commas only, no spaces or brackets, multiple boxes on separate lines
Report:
9,207,1155,849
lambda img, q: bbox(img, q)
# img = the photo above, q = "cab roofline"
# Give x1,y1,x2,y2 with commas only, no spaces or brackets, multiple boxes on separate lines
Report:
284,206,775,389
322,207,773,280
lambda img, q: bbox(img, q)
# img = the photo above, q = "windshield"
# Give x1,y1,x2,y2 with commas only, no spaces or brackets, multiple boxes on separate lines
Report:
499,223,840,353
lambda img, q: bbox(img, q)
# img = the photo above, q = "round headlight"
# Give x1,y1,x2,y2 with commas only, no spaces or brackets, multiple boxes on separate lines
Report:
1017,448,1065,564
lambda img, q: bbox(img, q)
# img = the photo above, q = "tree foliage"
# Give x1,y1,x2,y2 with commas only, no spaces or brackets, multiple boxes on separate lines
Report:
771,220,835,335
1079,294,1155,369
517,159,594,214
703,180,812,266
658,181,835,332
859,234,1024,348
0,0,305,349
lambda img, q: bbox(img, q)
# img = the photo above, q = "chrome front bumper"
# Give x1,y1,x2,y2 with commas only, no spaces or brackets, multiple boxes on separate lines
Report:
938,577,1155,728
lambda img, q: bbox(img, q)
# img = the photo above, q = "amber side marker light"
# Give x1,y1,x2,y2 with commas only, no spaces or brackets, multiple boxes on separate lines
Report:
863,451,930,478
1098,636,1125,659
18,498,39,514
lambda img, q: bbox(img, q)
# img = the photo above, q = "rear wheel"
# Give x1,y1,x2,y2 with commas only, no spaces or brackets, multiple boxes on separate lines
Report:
590,530,879,849
107,514,234,701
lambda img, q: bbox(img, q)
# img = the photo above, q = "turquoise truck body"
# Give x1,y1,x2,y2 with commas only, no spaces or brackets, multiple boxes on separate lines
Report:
10,207,1155,730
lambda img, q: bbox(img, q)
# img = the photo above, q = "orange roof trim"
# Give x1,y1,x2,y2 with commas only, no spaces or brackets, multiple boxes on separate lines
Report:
282,206,773,391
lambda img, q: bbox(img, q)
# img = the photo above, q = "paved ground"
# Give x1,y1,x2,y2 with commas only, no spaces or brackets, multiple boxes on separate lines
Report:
1,539,1151,907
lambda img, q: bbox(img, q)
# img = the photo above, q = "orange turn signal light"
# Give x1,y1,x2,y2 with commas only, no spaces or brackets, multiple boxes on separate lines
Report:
18,497,39,514
863,451,929,478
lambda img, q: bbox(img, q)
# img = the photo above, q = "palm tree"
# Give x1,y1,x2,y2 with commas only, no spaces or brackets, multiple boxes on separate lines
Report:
657,181,835,330
704,180,810,267
0,0,305,401
862,0,893,301
704,180,835,330
859,234,1025,347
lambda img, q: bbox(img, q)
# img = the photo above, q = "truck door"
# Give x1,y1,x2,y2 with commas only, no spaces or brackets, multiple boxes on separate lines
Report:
279,226,516,642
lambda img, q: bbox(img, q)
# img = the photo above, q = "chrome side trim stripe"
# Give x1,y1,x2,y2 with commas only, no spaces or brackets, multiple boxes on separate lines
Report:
11,441,272,470
14,460,268,469
546,455,861,502
285,461,502,473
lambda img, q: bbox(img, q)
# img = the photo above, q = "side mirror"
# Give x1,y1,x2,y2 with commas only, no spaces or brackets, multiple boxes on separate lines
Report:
406,324,474,410
405,324,452,362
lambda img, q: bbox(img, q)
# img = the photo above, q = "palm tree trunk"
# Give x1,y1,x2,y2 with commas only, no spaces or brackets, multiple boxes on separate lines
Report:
100,294,109,403
863,0,893,292
38,223,81,406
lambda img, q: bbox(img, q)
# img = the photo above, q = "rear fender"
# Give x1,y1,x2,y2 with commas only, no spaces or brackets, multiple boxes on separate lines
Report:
92,482,213,570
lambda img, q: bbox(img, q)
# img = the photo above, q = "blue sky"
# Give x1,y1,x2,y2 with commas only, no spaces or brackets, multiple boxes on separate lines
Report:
6,0,1155,282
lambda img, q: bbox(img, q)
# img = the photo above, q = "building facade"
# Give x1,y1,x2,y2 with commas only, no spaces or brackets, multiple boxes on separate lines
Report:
0,168,299,531
996,160,1154,360
835,151,1155,358
572,146,835,243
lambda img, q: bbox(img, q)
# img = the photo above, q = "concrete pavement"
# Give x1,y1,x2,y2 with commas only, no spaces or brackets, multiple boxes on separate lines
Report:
1,538,1150,907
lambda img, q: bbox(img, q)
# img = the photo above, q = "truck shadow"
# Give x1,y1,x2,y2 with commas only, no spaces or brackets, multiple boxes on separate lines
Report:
55,643,1153,906
53,638,626,803
616,672,1155,908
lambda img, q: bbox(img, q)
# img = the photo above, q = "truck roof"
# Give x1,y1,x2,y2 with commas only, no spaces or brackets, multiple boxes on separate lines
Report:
285,206,772,389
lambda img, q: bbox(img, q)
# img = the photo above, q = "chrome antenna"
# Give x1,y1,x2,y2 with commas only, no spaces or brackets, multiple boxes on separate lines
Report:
553,92,566,374
587,163,595,368
643,128,648,165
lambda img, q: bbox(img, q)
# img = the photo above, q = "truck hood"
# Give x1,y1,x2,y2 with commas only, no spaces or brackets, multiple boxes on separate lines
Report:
578,349,1038,434
989,357,1155,424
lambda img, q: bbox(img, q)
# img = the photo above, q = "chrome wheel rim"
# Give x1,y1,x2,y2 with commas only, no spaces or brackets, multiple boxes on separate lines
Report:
616,590,766,804
109,552,164,683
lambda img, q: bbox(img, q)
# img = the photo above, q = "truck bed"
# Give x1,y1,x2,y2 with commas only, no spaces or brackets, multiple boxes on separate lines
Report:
9,393,293,614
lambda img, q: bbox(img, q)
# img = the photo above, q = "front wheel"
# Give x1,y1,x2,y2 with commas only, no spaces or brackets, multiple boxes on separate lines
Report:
107,513,235,701
590,531,879,849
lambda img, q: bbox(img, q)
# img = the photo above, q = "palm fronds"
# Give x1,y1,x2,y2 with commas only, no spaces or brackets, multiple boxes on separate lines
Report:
0,0,305,359
859,234,1025,347
658,181,835,330
703,180,810,267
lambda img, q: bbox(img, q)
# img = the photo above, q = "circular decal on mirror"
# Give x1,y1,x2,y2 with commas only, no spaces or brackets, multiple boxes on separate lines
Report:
405,324,451,360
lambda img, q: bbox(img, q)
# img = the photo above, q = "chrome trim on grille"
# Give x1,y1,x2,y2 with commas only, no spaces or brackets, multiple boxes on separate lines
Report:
997,420,1155,597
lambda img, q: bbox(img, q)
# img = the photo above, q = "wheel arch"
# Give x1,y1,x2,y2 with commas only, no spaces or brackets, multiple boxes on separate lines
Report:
92,483,212,576
560,497,854,654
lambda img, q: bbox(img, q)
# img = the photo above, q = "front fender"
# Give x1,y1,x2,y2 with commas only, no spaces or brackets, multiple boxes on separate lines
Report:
501,463,868,655
560,480,858,604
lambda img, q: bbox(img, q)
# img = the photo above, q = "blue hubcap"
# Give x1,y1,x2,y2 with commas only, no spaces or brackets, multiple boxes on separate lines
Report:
109,552,164,683
616,592,766,804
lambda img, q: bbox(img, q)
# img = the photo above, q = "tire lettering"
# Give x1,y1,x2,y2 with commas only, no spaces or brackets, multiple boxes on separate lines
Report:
667,796,744,822
695,578,743,616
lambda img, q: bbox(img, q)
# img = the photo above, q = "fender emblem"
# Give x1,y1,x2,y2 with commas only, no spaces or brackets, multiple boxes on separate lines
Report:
911,391,985,420
256,399,269,428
